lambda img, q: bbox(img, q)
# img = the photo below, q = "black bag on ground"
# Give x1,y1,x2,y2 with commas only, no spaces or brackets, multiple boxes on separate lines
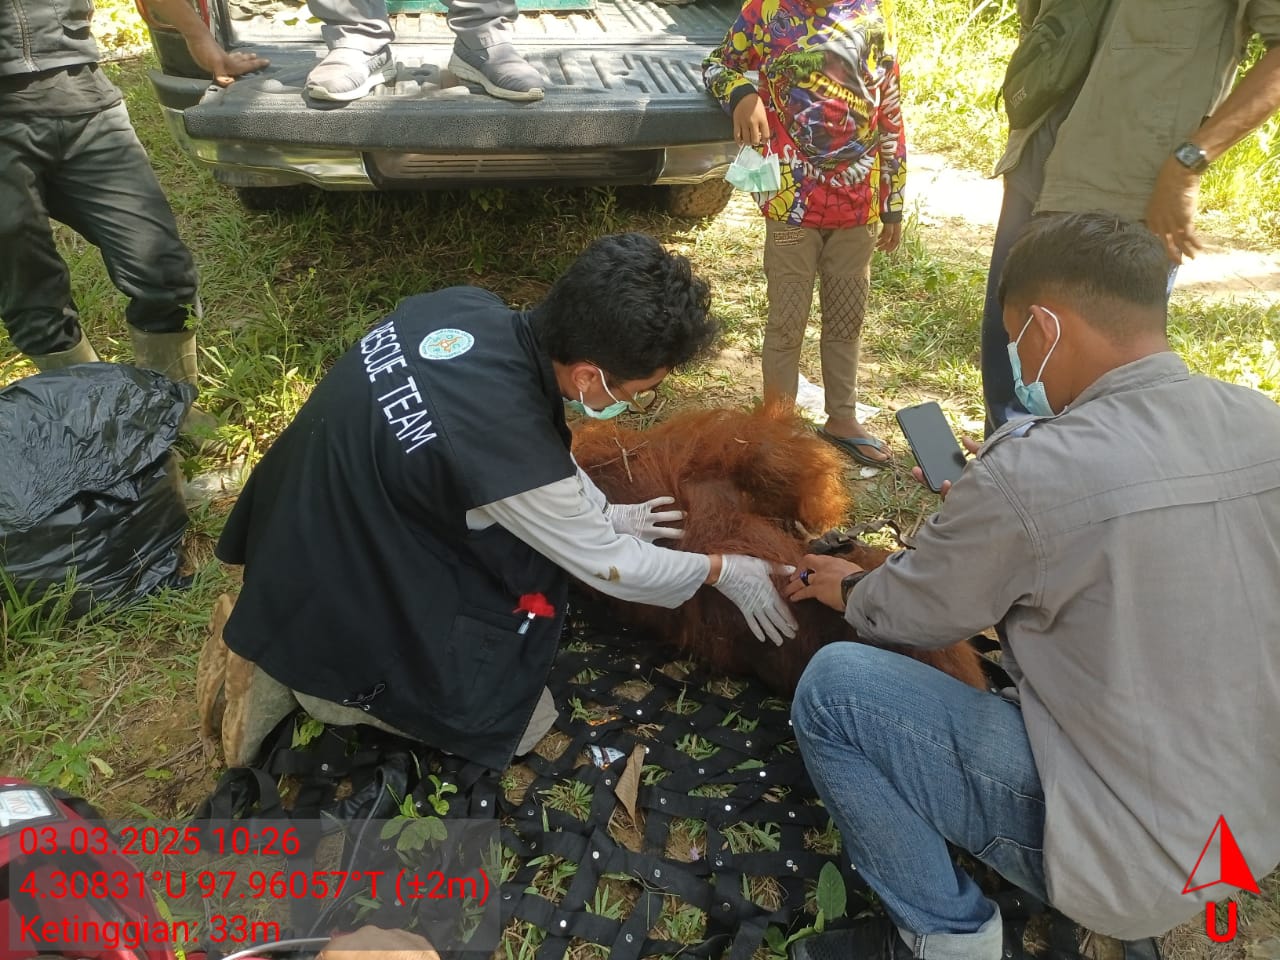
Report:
0,363,195,618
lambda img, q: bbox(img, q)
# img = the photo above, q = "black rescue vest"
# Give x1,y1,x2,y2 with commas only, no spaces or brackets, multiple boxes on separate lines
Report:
216,288,576,770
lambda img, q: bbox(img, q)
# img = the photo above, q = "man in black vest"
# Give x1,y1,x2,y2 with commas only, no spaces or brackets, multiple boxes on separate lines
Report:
215,234,799,770
0,0,264,433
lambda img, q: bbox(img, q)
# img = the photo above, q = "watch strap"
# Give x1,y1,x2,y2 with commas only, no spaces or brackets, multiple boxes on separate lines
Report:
841,570,870,608
1173,141,1209,174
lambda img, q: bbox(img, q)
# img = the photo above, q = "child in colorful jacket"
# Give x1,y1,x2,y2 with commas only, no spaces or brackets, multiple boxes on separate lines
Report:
704,0,906,465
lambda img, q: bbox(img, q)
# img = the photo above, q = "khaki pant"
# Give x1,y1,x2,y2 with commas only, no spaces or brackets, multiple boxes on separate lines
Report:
198,594,558,768
762,220,879,422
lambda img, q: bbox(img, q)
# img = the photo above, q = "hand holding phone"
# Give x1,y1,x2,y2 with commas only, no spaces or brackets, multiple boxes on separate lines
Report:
895,402,968,494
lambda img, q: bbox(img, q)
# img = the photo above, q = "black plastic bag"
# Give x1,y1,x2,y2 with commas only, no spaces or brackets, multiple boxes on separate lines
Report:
0,363,195,618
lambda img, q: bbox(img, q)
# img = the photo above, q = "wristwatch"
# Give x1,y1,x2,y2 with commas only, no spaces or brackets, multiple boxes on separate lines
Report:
840,571,870,607
1172,141,1209,174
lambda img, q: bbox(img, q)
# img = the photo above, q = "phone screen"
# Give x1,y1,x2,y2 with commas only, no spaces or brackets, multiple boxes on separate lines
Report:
895,402,967,493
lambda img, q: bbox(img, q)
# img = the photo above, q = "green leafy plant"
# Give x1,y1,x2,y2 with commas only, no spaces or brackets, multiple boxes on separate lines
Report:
424,774,458,815
816,861,849,928
35,740,112,791
379,788,449,857
382,814,448,855
291,714,325,748
762,862,849,957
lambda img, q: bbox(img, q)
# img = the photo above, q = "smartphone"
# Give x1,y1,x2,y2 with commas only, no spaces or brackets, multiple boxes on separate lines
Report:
895,402,967,493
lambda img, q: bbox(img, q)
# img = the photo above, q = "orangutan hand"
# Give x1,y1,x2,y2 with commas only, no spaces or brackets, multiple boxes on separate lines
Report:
319,926,439,960
784,554,862,611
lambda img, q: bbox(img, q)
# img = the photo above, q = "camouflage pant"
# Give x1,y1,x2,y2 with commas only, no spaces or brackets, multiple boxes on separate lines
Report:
762,220,879,422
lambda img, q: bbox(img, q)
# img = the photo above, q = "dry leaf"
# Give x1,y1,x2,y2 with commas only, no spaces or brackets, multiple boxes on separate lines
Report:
614,743,646,822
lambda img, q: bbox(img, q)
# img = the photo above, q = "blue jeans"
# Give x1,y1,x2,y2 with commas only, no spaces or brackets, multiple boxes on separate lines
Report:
792,645,1047,960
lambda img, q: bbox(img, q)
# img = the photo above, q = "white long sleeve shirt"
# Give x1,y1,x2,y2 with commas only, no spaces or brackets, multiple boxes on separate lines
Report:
465,459,710,608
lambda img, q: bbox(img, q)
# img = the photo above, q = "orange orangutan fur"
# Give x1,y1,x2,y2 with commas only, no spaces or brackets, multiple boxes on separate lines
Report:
572,406,988,695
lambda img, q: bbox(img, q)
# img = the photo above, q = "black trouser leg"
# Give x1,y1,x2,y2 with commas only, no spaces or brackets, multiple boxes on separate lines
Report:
44,102,199,336
0,113,84,355
979,183,1037,437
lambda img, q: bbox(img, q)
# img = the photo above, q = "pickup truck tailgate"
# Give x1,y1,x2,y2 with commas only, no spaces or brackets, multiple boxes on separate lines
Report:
183,0,738,150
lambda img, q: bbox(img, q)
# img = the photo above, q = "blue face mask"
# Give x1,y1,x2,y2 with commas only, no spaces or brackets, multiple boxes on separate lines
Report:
565,367,630,420
1007,308,1061,418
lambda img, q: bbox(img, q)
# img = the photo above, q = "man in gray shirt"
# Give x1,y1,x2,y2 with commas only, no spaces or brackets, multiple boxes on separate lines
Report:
784,213,1280,960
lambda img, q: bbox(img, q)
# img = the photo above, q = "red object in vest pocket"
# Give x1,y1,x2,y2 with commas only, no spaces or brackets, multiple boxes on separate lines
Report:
515,593,556,618
514,593,555,634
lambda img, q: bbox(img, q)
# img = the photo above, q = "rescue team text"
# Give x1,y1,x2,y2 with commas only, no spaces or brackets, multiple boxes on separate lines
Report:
361,320,438,453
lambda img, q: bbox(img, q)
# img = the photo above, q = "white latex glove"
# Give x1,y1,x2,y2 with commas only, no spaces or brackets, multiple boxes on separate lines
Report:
712,554,798,646
605,496,685,543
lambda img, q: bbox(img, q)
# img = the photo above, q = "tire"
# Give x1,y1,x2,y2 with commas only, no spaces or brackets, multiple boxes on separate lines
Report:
234,185,316,213
665,180,734,219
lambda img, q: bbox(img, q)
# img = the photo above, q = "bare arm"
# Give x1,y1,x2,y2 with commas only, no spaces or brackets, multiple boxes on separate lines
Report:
144,0,269,85
1194,44,1280,162
702,0,770,146
1146,43,1280,262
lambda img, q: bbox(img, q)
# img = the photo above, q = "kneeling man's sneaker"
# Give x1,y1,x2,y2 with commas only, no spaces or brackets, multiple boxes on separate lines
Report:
448,42,545,101
306,46,396,101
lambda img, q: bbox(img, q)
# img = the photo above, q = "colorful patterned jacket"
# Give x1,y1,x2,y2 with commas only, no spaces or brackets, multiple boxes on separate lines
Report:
703,0,907,229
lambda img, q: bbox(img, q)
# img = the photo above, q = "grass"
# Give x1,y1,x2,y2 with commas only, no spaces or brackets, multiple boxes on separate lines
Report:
894,0,1021,172
1,3,1278,959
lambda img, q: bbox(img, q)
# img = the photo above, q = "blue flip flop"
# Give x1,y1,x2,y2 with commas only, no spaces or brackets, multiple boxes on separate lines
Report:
818,429,892,467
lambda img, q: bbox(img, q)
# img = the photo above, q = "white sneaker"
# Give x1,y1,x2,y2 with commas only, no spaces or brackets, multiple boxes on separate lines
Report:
305,46,396,102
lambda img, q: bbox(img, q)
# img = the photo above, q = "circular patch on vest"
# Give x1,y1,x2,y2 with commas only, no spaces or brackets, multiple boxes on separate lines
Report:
419,328,475,360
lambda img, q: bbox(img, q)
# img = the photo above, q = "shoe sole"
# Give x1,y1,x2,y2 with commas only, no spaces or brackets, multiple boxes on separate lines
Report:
305,62,397,102
448,54,545,102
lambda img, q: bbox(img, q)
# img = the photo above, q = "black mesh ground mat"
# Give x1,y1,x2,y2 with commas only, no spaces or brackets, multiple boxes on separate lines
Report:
200,591,1093,960
494,596,870,960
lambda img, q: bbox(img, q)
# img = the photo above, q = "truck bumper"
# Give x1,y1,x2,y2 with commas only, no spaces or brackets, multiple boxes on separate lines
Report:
150,46,737,191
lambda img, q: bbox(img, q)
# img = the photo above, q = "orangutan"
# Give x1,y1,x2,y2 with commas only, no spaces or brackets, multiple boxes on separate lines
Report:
572,406,988,694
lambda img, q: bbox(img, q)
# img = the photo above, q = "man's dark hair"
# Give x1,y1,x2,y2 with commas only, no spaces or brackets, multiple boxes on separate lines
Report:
530,233,719,381
998,213,1169,340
